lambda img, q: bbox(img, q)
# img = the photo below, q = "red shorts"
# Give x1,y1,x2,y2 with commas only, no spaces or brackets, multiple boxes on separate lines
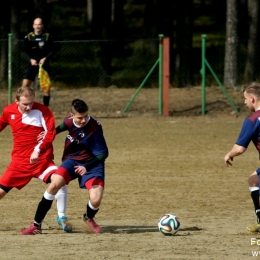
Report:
0,159,57,190
85,178,104,190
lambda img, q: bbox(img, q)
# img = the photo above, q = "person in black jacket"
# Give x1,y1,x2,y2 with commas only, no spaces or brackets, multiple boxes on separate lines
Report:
22,17,54,107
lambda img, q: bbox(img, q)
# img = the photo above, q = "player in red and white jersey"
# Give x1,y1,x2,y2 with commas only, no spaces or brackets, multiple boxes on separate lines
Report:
0,86,71,234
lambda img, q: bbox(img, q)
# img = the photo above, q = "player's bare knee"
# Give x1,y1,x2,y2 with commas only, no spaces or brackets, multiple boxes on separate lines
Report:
90,200,101,209
90,196,102,208
48,182,63,194
248,173,258,187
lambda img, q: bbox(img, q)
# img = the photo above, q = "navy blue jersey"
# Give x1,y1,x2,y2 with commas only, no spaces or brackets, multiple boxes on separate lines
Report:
236,110,260,152
61,116,108,163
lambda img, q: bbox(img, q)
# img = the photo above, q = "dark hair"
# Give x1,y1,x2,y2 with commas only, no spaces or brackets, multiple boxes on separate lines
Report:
71,99,88,113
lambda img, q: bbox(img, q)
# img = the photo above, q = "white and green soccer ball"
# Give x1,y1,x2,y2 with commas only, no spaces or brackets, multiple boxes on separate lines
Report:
158,213,180,236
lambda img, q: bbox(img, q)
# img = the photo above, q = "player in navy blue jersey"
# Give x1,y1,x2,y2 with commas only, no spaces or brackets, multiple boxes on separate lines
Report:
22,18,54,107
21,99,109,234
224,81,260,232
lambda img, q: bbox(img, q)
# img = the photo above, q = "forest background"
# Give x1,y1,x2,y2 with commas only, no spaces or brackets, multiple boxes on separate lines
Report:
0,0,258,89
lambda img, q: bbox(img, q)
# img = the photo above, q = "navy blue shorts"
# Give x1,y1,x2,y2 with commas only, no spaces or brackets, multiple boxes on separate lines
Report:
55,158,105,189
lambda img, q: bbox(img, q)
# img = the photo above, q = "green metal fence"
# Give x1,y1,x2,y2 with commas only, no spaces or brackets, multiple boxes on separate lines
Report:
200,34,239,115
0,34,255,115
0,36,159,91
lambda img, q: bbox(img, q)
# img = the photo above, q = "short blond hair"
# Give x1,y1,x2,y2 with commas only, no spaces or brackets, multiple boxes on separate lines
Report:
16,86,35,101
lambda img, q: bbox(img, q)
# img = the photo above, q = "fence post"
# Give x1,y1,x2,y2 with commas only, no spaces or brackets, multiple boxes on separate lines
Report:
162,36,170,116
8,33,12,104
200,34,239,115
158,34,163,114
123,35,166,114
201,34,206,115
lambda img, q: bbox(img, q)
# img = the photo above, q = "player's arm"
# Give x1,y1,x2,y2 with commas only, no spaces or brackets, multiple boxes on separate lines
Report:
56,123,67,135
86,129,109,170
74,153,108,176
83,153,109,171
224,118,254,167
35,108,56,154
22,35,32,62
39,35,54,65
224,144,246,167
0,110,9,132
74,130,109,175
36,122,67,146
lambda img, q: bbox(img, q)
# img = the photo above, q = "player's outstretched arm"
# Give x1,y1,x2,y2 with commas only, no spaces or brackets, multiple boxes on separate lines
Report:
224,144,246,167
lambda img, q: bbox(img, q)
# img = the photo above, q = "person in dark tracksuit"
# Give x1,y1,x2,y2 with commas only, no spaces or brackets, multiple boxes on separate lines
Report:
22,17,54,107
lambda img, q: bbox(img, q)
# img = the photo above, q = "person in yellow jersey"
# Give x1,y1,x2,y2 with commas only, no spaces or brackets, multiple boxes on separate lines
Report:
22,17,53,107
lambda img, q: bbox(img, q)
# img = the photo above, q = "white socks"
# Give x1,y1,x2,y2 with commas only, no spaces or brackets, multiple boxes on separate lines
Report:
249,186,259,192
88,200,99,211
55,185,68,218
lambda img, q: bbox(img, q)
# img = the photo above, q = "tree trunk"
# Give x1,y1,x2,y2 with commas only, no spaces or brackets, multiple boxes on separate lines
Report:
244,0,259,83
10,0,20,87
144,0,175,84
0,3,10,88
224,0,238,88
237,0,248,40
87,0,93,24
90,0,112,86
143,0,157,38
176,0,193,87
111,0,125,58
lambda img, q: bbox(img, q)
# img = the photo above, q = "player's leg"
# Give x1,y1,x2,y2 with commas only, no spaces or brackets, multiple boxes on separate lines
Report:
22,79,33,86
51,161,80,232
20,160,77,235
36,174,66,225
247,170,260,232
22,64,37,87
43,88,51,106
0,186,11,199
20,174,66,235
0,163,32,197
83,178,104,233
54,184,71,232
38,161,70,231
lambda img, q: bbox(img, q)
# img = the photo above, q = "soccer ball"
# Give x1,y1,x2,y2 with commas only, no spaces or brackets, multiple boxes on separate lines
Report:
158,213,180,236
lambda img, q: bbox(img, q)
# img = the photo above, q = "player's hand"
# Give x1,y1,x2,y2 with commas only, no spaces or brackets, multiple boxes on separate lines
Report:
30,150,39,164
39,57,46,65
224,154,233,167
30,59,38,66
37,131,46,142
74,165,87,176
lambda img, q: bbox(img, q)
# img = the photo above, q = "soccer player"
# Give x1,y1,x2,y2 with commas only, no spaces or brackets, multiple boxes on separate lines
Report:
21,99,109,235
0,86,71,234
224,81,260,232
22,17,53,107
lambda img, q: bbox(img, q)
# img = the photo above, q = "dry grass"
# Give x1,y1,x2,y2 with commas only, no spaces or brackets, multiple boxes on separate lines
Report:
0,87,255,260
